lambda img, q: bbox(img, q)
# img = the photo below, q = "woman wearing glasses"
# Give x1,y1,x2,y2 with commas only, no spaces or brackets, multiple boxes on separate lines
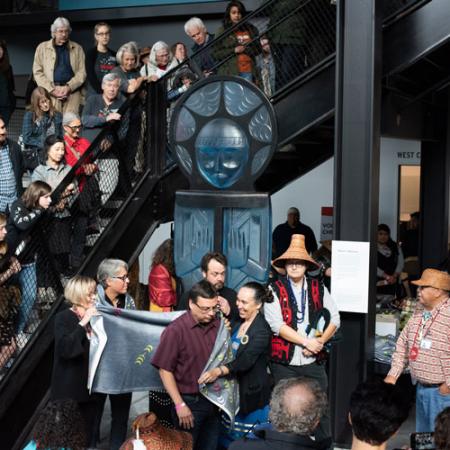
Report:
50,275,99,447
85,22,117,97
94,258,136,450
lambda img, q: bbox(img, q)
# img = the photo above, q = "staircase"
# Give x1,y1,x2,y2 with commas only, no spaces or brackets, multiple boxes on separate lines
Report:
3,0,450,447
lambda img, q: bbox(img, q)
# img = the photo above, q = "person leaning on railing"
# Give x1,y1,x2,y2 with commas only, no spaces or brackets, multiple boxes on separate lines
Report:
6,181,52,338
213,1,261,84
111,42,146,96
140,41,178,89
82,72,127,206
111,42,146,177
0,212,21,371
31,135,76,276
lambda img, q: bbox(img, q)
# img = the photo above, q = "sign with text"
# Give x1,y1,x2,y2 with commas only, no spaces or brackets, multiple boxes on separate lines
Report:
320,206,333,242
60,0,221,10
331,240,370,313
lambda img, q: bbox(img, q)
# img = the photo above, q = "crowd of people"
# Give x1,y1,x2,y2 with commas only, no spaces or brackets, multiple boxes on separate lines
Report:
1,2,449,450
15,230,450,450
0,1,291,364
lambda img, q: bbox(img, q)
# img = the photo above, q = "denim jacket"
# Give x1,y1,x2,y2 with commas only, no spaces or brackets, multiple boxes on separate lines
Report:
21,111,63,149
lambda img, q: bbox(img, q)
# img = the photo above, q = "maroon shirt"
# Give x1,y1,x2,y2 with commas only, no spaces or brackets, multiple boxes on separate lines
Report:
152,311,219,394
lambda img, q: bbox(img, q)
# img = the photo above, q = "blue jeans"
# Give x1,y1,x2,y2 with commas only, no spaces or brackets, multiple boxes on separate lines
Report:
17,262,37,333
172,394,220,450
416,384,450,432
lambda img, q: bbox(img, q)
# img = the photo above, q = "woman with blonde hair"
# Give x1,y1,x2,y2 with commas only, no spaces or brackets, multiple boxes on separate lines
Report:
21,86,63,169
50,275,99,446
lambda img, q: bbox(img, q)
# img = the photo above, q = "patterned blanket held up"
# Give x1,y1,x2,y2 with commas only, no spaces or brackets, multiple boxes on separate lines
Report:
88,306,239,422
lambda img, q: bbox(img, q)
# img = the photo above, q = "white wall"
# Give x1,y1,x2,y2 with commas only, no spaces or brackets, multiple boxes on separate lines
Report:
271,137,421,241
138,222,173,283
271,158,334,239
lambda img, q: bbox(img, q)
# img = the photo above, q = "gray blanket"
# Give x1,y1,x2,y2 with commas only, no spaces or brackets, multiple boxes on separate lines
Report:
88,306,239,422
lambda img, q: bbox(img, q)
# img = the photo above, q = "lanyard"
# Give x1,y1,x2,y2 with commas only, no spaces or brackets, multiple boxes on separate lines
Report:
411,304,444,349
291,278,306,324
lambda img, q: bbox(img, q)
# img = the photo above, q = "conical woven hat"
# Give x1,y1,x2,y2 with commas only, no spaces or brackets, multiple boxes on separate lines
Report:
273,234,319,268
411,268,450,291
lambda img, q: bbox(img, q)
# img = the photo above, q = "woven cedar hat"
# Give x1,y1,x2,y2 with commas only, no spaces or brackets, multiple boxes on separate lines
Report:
120,412,193,450
273,234,319,269
411,268,450,291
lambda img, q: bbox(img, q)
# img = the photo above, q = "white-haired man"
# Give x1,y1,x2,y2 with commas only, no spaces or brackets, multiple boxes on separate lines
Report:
82,73,127,205
184,17,216,75
33,17,86,114
229,377,331,450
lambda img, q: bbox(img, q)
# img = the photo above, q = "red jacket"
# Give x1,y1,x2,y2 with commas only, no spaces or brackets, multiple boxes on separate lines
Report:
64,135,93,191
148,264,177,311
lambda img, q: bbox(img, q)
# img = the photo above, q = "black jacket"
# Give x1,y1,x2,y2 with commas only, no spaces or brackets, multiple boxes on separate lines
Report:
6,198,44,264
191,32,216,72
229,429,332,450
226,313,272,415
272,221,318,258
50,308,92,402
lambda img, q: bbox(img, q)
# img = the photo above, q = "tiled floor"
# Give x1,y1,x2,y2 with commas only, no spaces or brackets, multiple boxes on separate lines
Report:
96,392,416,449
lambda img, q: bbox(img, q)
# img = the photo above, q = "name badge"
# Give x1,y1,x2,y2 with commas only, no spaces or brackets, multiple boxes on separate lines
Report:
420,339,432,350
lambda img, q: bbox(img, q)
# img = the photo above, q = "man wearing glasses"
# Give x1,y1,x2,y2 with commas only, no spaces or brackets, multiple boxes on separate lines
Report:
152,279,222,450
385,268,450,433
33,17,86,114
264,234,340,446
63,112,97,272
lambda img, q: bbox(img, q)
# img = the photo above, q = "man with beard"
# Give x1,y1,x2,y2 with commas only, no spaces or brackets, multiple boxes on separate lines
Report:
177,252,239,325
0,116,24,213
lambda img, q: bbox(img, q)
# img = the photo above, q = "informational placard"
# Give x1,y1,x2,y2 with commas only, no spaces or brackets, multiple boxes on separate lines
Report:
60,0,221,10
331,240,370,313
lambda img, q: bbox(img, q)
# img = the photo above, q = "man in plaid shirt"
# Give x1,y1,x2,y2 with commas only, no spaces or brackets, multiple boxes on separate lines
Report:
385,268,450,432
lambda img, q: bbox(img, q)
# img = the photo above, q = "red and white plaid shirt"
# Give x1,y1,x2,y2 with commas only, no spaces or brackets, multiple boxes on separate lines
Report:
388,297,450,387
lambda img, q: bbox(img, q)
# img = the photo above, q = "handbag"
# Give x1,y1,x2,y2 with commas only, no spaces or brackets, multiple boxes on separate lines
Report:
66,143,101,215
18,135,41,171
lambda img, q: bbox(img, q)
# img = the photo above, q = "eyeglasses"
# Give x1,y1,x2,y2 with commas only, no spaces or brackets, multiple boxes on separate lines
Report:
192,302,218,313
111,275,129,282
96,32,110,36
66,124,82,131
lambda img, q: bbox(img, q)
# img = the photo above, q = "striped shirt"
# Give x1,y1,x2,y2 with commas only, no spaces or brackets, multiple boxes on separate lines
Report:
0,144,17,212
388,297,450,387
